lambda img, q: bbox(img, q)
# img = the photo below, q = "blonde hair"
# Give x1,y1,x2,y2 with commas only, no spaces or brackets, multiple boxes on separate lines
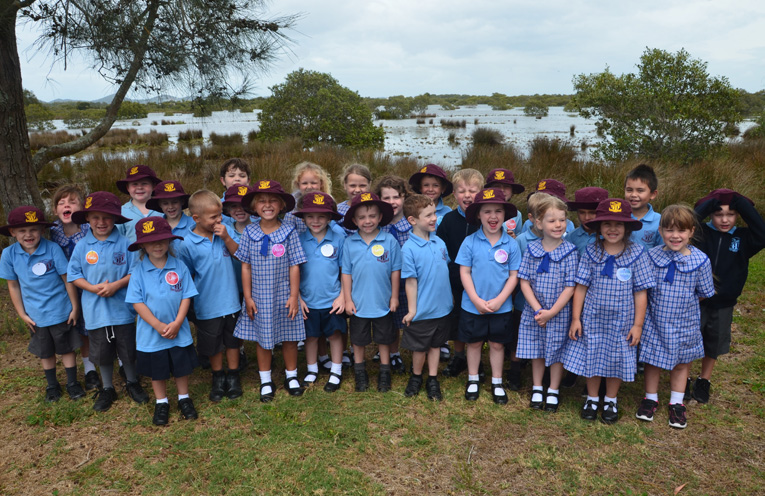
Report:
451,168,483,189
534,193,568,220
660,204,699,232
340,163,372,185
526,192,552,219
188,189,221,215
292,161,332,194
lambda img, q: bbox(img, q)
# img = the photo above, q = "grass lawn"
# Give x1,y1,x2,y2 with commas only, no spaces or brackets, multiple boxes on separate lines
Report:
0,255,763,495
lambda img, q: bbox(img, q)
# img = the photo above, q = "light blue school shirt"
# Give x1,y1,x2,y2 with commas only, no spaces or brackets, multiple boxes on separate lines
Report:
631,203,664,249
341,230,402,319
0,238,72,327
67,229,136,329
169,213,195,252
435,198,451,227
118,201,162,243
513,229,542,311
456,228,521,315
176,226,241,320
401,232,453,321
299,228,344,309
503,210,524,236
566,226,597,255
521,218,575,235
126,255,198,352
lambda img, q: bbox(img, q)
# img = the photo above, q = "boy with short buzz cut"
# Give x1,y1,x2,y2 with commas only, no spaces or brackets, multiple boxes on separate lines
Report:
692,188,765,403
625,164,663,248
0,206,86,402
400,194,452,401
177,190,243,402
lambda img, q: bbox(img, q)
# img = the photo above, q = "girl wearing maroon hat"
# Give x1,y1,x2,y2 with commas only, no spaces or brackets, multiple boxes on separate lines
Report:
116,165,163,243
146,181,193,244
408,164,453,226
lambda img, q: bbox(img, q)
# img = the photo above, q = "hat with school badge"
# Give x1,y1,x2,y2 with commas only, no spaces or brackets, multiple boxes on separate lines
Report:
128,216,184,251
694,188,755,209
528,178,569,202
146,181,190,211
567,187,609,211
240,180,295,216
116,165,162,194
408,164,454,197
585,198,642,230
294,192,343,221
484,168,525,194
0,206,54,236
342,192,395,230
72,191,131,225
222,184,253,207
465,188,519,226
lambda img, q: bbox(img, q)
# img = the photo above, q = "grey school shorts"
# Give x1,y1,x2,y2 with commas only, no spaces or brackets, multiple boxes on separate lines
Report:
700,305,734,359
28,321,81,359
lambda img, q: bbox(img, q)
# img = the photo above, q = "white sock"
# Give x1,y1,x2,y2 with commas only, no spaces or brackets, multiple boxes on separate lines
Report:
118,358,124,367
329,362,342,384
178,394,189,401
81,356,96,374
259,370,273,395
669,390,685,405
391,352,401,358
307,363,319,374
532,385,544,403
645,392,659,402
604,395,617,410
156,397,169,404
286,368,300,389
586,395,599,406
240,345,245,353
467,374,479,393
546,388,559,405
492,377,506,395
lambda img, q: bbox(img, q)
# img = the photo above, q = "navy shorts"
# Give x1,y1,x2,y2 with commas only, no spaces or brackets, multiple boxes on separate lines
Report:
349,313,397,347
305,307,347,339
458,310,513,344
700,305,733,359
402,315,450,352
195,312,241,356
88,323,137,366
137,345,198,381
28,321,81,359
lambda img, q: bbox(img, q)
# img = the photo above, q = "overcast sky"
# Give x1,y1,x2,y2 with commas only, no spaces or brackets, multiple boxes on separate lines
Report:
16,0,765,102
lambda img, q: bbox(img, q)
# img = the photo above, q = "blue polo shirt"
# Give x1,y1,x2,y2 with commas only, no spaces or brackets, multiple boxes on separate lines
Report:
503,210,524,236
168,213,195,251
176,226,240,320
631,203,664,249
566,226,597,255
118,201,162,243
341,229,402,319
67,229,136,329
435,198,451,227
299,228,344,309
126,255,198,352
456,228,521,314
401,232,452,321
513,229,541,310
521,218,575,235
0,238,72,327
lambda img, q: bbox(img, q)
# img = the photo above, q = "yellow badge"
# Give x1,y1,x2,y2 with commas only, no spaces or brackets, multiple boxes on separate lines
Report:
164,183,176,192
371,244,385,257
130,166,139,175
495,171,505,180
420,166,428,173
609,201,622,213
313,195,325,205
24,211,39,223
85,196,93,209
237,186,248,196
538,181,547,191
85,251,99,265
483,189,495,200
259,180,270,189
361,193,372,202
142,221,155,234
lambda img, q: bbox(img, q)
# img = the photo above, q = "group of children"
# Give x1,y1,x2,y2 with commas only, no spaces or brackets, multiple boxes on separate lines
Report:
3,158,763,429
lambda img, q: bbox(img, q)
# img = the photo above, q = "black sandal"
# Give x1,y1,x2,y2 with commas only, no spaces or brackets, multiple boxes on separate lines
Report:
464,380,480,401
530,390,545,410
544,392,560,412
303,371,319,385
260,381,275,403
284,377,304,397
324,372,343,393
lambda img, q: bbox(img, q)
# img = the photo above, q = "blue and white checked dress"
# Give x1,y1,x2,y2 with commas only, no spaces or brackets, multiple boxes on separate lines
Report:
50,221,89,260
233,219,307,349
639,246,714,370
382,217,412,329
517,240,578,365
562,243,655,381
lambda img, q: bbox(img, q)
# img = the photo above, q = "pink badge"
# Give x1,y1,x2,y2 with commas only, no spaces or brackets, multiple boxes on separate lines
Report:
494,249,508,263
272,244,285,257
165,271,179,285
505,219,516,231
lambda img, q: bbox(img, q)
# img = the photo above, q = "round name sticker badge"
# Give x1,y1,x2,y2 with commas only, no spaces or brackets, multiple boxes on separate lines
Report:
85,250,99,265
320,244,335,258
371,244,385,257
494,249,508,264
272,244,285,257
165,271,179,286
32,263,47,276
505,219,517,232
616,268,632,282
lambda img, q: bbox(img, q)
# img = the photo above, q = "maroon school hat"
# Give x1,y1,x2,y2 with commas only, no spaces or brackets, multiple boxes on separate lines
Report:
584,198,642,230
408,164,454,197
72,191,131,225
294,192,343,221
694,188,755,209
116,165,162,194
222,184,253,206
146,181,190,211
465,188,519,226
528,179,568,202
0,206,54,236
484,168,525,194
567,187,609,211
342,192,395,230
128,217,183,251
241,180,295,216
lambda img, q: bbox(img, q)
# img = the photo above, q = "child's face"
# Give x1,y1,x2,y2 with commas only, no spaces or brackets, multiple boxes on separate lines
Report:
410,204,437,233
420,175,444,201
303,212,331,236
344,173,369,199
227,203,251,224
55,194,82,225
710,205,738,233
453,180,481,211
379,187,404,219
353,205,381,235
193,205,222,234
624,178,657,213
660,225,694,252
600,221,626,245
158,199,183,221
536,208,567,241
87,212,116,240
297,171,321,194
9,226,43,254
221,167,249,189
127,180,154,203
143,239,170,262
252,193,284,221
487,182,514,202
576,209,597,233
479,204,505,235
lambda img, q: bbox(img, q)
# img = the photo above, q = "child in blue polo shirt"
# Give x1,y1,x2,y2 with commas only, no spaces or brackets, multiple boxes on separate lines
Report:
456,188,521,404
408,164,452,226
222,185,253,297
177,190,242,402
116,165,163,243
401,195,452,401
566,187,609,255
67,191,149,412
294,192,347,392
126,217,199,426
1,206,85,402
219,158,251,227
484,168,525,237
341,192,402,393
625,164,663,249
146,181,194,244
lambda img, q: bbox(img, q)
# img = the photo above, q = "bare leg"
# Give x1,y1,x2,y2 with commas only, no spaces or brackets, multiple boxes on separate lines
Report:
256,344,272,372
411,351,426,375
151,379,167,400
282,341,298,371
175,375,190,396
488,341,504,378
670,363,690,393
209,351,224,372
353,344,366,364
41,357,56,370
699,357,716,380
305,337,319,365
531,358,545,388
454,339,466,354
378,344,391,365
61,352,77,368
643,364,661,395
605,377,622,398
328,332,343,364
427,347,441,377
466,342,482,375
317,337,328,359
549,362,564,390
226,347,240,370
586,376,602,397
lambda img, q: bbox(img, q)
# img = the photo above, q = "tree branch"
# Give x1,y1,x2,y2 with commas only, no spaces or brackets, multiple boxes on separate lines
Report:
15,0,37,9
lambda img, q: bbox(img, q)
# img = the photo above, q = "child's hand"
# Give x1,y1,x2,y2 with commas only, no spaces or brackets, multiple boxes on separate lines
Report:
569,319,582,340
534,309,550,327
67,309,78,326
245,297,258,319
330,295,345,315
300,299,309,320
626,326,642,346
389,296,399,313
21,314,36,331
96,280,117,298
214,223,229,240
402,311,415,327
161,321,181,340
484,297,502,313
286,295,299,320
345,299,356,316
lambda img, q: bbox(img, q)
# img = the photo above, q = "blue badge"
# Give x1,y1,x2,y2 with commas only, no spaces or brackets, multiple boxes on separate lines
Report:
730,238,740,252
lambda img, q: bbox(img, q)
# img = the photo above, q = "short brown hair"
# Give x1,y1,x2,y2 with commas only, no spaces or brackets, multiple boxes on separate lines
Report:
660,204,698,232
219,158,251,179
373,175,410,199
403,194,434,220
51,184,86,215
340,163,372,185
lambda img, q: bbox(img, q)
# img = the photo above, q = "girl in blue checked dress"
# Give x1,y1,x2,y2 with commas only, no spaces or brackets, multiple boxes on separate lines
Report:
636,205,714,429
233,180,307,402
518,194,578,413
564,198,655,424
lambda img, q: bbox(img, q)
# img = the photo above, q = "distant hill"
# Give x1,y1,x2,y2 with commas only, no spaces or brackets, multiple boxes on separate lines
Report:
46,93,187,104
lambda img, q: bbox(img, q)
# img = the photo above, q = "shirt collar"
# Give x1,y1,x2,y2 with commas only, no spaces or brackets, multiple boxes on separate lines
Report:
457,205,466,218
706,221,737,235
85,228,120,244
408,231,434,246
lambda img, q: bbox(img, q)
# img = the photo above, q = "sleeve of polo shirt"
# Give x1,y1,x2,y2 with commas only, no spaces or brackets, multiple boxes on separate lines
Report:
124,269,145,305
341,237,353,275
50,243,69,276
175,242,195,278
67,244,84,282
507,238,522,271
517,248,533,281
454,236,473,267
127,248,139,274
0,248,18,281
390,239,402,272
400,244,416,280
235,228,253,265
179,262,199,300
632,251,656,292
287,230,307,266
574,249,592,287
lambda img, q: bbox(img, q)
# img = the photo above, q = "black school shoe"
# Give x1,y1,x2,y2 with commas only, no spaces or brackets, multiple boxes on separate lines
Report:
601,401,619,424
284,376,304,397
178,398,198,420
45,384,62,403
404,375,423,397
324,372,343,393
530,390,544,410
93,387,118,412
442,354,467,378
153,402,170,426
580,399,599,421
354,369,369,392
491,384,508,405
84,370,101,391
377,369,392,393
259,382,275,403
464,380,480,401
390,355,405,374
692,377,711,404
425,377,443,401
66,381,86,400
126,381,149,404
544,392,560,413
225,370,243,399
684,377,693,402
209,371,227,402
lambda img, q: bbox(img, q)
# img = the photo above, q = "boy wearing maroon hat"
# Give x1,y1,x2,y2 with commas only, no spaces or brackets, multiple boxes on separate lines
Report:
566,187,610,255
116,165,163,243
691,188,765,403
408,164,453,226
0,206,85,402
146,180,193,244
